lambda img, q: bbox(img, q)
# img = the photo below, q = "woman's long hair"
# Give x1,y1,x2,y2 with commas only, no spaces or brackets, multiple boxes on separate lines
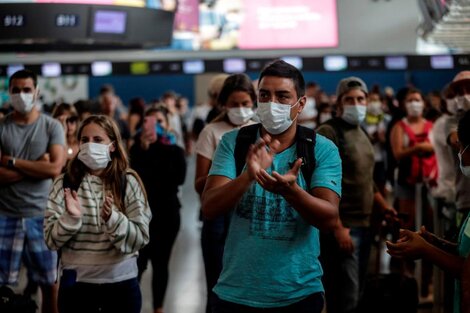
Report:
66,115,146,212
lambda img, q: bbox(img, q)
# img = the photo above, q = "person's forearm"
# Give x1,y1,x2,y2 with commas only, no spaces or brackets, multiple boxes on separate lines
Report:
395,146,418,160
422,242,464,278
201,172,254,219
373,191,390,213
0,167,24,185
14,159,62,179
282,184,338,231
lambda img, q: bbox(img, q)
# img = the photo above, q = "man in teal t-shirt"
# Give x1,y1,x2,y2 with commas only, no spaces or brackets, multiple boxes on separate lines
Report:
201,60,342,313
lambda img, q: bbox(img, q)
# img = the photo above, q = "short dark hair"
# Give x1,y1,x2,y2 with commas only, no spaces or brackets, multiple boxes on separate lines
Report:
458,110,470,146
99,84,115,95
258,60,305,98
217,73,256,107
9,69,37,88
146,104,170,123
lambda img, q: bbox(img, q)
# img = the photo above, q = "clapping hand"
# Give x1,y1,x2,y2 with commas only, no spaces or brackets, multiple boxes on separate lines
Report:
101,193,114,222
64,188,82,218
257,158,302,195
246,134,280,181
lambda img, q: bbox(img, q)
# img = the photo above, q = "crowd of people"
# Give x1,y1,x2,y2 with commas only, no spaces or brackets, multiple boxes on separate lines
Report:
0,64,469,313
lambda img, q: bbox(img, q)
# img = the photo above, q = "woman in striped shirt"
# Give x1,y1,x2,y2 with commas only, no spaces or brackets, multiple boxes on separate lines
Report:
44,115,152,313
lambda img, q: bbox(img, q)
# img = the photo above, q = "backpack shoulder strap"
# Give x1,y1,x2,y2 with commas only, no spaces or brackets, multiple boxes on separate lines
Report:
295,125,316,190
234,124,261,177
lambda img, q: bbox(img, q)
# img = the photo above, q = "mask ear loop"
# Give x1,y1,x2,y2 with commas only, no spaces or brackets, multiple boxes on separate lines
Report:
459,144,470,159
291,96,305,122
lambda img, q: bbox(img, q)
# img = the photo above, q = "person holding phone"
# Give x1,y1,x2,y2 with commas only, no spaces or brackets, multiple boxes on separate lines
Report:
194,73,257,313
44,115,151,313
387,109,470,313
130,106,187,313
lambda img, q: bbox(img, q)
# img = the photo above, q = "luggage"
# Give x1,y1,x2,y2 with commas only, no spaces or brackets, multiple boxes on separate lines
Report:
0,286,37,313
359,273,419,313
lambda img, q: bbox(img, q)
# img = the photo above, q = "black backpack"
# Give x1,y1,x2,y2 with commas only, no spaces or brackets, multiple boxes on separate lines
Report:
234,124,316,190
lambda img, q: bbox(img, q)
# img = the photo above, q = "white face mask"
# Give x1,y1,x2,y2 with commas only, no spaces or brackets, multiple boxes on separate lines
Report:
367,101,383,116
318,112,332,124
227,107,254,126
458,145,470,177
446,99,458,115
78,142,113,170
342,104,367,125
406,101,424,117
455,95,470,113
10,92,35,114
256,99,300,135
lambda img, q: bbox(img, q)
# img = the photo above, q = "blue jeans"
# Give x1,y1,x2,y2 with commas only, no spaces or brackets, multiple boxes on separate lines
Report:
212,292,324,313
320,227,372,313
58,276,141,313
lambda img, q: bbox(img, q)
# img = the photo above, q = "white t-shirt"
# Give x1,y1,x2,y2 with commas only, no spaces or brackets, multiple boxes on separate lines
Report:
195,120,254,161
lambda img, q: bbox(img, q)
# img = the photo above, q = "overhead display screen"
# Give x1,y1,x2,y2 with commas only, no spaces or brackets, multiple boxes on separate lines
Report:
173,0,338,51
0,0,336,51
2,0,176,10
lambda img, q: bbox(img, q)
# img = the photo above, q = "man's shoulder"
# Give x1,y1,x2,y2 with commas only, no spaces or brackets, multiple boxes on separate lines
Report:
313,133,340,159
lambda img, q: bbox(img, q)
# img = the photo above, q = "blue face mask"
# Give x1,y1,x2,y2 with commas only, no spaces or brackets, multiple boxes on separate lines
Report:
342,104,367,125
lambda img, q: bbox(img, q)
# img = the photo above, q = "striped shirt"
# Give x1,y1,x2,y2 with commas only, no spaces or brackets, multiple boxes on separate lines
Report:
44,172,151,269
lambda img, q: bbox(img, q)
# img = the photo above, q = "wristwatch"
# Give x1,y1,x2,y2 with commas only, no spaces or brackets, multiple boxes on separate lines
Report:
7,158,15,168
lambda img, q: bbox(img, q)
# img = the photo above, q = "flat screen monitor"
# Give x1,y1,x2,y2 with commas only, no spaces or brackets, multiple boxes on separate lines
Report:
92,10,126,34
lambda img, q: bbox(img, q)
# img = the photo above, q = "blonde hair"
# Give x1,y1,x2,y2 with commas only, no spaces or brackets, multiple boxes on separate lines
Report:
66,115,146,212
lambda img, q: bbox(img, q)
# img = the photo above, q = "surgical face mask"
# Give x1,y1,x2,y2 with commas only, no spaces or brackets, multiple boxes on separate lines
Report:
318,112,332,124
10,92,35,114
406,101,424,117
458,145,470,177
342,104,367,125
256,99,300,135
227,107,254,126
78,142,113,170
455,95,470,113
446,99,458,115
367,101,383,116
